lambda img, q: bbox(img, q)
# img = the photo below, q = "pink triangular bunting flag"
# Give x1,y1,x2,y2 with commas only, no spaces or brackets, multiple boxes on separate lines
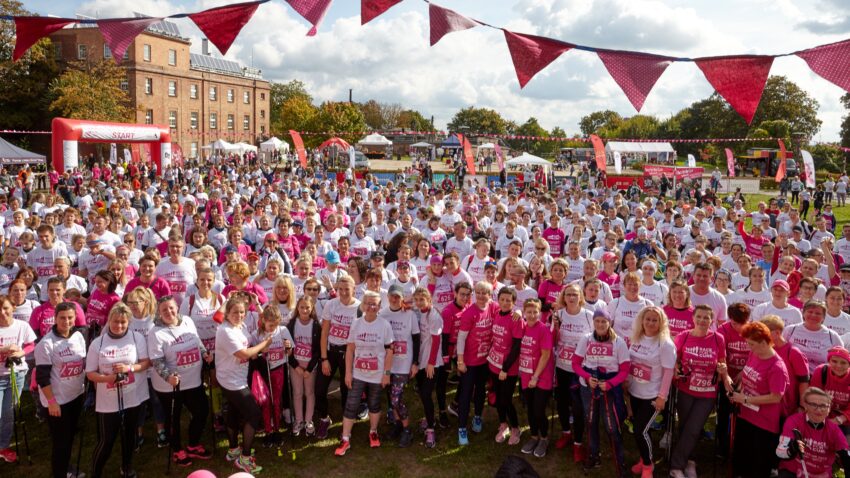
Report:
597,50,673,111
429,3,477,46
13,17,75,61
285,0,333,36
189,1,260,55
503,30,573,88
98,17,161,63
797,39,850,93
362,0,402,25
695,55,774,124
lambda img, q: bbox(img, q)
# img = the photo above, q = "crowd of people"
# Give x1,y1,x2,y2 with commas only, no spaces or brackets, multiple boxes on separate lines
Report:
2,155,850,478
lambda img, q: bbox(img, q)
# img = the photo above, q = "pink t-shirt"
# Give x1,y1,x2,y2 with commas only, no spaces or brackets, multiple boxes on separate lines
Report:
663,305,695,338
779,412,847,476
738,353,788,433
459,302,498,367
598,271,620,298
774,342,810,418
125,276,172,299
487,309,525,376
29,302,86,337
718,321,749,380
536,279,565,324
86,290,120,328
519,320,554,390
810,364,850,421
441,301,466,350
674,331,726,398
542,228,565,257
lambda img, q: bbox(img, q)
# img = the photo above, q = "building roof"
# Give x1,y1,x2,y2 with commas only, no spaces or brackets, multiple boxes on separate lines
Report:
190,53,244,76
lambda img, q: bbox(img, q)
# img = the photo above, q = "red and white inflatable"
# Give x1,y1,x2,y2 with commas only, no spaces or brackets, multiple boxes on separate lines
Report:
51,118,172,174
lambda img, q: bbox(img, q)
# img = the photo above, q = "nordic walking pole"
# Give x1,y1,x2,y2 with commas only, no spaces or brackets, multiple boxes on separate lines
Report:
166,380,179,475
264,353,283,458
116,374,128,478
793,429,810,478
7,358,31,465
75,377,88,478
602,386,623,478
205,365,217,454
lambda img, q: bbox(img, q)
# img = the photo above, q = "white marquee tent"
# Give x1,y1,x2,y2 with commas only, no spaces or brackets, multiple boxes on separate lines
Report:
260,137,290,152
605,141,676,162
358,133,393,146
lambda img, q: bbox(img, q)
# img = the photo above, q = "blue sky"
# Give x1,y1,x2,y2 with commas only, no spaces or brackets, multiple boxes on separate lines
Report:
22,0,850,140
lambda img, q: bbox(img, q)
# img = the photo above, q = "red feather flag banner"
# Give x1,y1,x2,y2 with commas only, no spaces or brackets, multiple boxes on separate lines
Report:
597,50,673,111
289,130,308,167
725,148,736,177
362,0,403,25
589,134,606,171
456,133,476,176
796,39,850,93
98,17,162,63
503,30,573,88
428,3,477,46
189,1,261,55
695,55,774,125
776,139,788,182
285,0,333,36
13,17,75,61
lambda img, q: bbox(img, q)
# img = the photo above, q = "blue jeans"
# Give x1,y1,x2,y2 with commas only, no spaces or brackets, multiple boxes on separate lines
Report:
0,371,25,449
580,383,626,466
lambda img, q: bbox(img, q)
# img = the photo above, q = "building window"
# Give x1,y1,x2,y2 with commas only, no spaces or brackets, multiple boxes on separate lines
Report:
168,49,176,66
143,44,151,62
260,110,265,119
210,113,217,130
119,78,129,91
190,84,198,99
190,112,198,129
145,78,153,95
260,125,265,134
243,115,250,131
190,142,198,159
168,111,177,129
227,114,234,130
77,44,87,60
168,81,176,97
209,86,217,101
227,89,234,103
243,91,250,104
103,44,112,59
145,110,153,125
260,92,265,101
53,42,62,59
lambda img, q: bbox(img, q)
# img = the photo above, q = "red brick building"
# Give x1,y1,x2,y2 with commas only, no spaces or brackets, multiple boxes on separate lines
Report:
50,20,271,160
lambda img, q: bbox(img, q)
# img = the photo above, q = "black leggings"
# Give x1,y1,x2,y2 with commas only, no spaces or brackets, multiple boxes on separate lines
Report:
47,395,83,478
555,368,585,443
523,387,551,438
631,396,660,465
492,372,519,428
156,385,209,450
221,387,262,454
435,362,450,412
91,405,140,478
457,363,488,428
716,388,732,458
732,418,779,478
315,344,348,420
416,369,438,429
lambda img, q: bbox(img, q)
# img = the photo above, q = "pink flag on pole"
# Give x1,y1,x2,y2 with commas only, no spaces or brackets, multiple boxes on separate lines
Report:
775,139,787,182
725,148,735,178
361,0,403,25
589,134,606,171
597,50,673,111
429,3,477,46
13,17,75,61
189,1,261,55
797,39,850,93
98,17,161,63
456,133,476,176
695,55,774,124
289,130,308,167
503,30,573,88
285,0,333,36
494,143,504,171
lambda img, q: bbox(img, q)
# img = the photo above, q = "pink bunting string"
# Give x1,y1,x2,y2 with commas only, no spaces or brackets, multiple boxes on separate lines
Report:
362,0,403,25
503,30,573,88
285,0,333,36
98,17,162,63
796,39,850,93
428,3,478,46
695,55,774,124
597,50,673,111
188,1,261,55
13,17,74,61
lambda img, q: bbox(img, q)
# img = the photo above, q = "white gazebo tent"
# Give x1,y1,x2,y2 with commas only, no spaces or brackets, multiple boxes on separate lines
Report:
235,142,258,154
202,139,239,151
604,141,676,163
259,137,290,152
410,141,433,149
505,152,551,168
357,133,393,146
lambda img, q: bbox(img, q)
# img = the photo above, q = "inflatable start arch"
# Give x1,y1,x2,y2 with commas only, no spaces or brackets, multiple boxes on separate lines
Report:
51,118,172,174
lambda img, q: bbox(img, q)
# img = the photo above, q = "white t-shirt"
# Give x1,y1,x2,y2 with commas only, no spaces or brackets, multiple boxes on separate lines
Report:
55,223,87,247
380,307,420,374
35,329,87,406
751,302,803,327
727,288,771,309
607,296,654,342
27,244,68,289
575,334,630,386
628,335,677,400
348,317,394,384
416,308,443,368
148,318,204,393
215,320,251,391
179,292,223,352
554,308,594,372
690,287,729,325
783,324,844,373
639,281,669,306
85,331,149,412
156,257,197,307
824,311,850,338
251,325,293,370
321,298,362,347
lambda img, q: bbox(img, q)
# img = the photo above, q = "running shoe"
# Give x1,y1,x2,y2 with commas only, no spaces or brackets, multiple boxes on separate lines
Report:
495,423,509,443
225,447,241,462
641,463,654,478
533,438,548,458
573,443,584,463
438,411,450,428
305,421,316,436
583,455,601,471
398,428,412,448
508,427,521,446
292,422,304,437
186,445,212,460
156,430,169,448
235,454,262,474
119,469,137,478
263,433,276,448
685,460,697,478
424,429,436,449
457,428,469,446
389,421,403,440
0,448,17,463
659,431,671,449
521,438,539,454
555,431,572,449
316,417,331,440
357,403,369,420
471,415,483,433
334,439,351,456
369,430,381,448
446,402,459,417
172,450,192,467
65,471,86,478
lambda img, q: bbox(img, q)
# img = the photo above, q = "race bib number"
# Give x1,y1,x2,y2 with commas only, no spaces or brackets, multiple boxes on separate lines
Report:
169,282,187,292
518,355,533,374
558,346,575,362
176,349,201,368
294,344,311,361
688,372,715,393
587,342,613,358
392,341,407,356
488,348,505,367
267,348,284,363
329,323,350,341
106,371,136,389
202,338,215,351
355,356,379,372
60,360,84,379
630,363,652,383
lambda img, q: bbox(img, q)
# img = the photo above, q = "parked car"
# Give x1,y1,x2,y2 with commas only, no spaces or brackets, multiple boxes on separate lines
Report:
354,151,370,169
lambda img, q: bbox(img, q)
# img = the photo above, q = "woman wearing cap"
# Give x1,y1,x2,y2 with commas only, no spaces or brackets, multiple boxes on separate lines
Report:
598,252,621,299
784,300,844,373
638,259,668,306
380,284,420,447
487,287,524,447
628,306,676,478
751,280,803,327
571,308,630,473
607,272,654,344
724,321,788,478
537,258,568,324
669,304,728,478
809,346,850,439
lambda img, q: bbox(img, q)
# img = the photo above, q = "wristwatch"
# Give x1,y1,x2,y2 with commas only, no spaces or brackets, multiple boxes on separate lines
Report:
384,370,391,376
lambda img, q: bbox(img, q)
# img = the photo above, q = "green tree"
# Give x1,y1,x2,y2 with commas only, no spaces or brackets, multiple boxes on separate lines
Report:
603,115,660,139
840,93,850,148
579,110,622,136
270,80,313,135
0,0,60,130
48,59,133,122
360,100,382,130
308,101,367,147
753,76,821,140
508,117,550,156
397,109,432,131
274,96,318,138
447,107,507,135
